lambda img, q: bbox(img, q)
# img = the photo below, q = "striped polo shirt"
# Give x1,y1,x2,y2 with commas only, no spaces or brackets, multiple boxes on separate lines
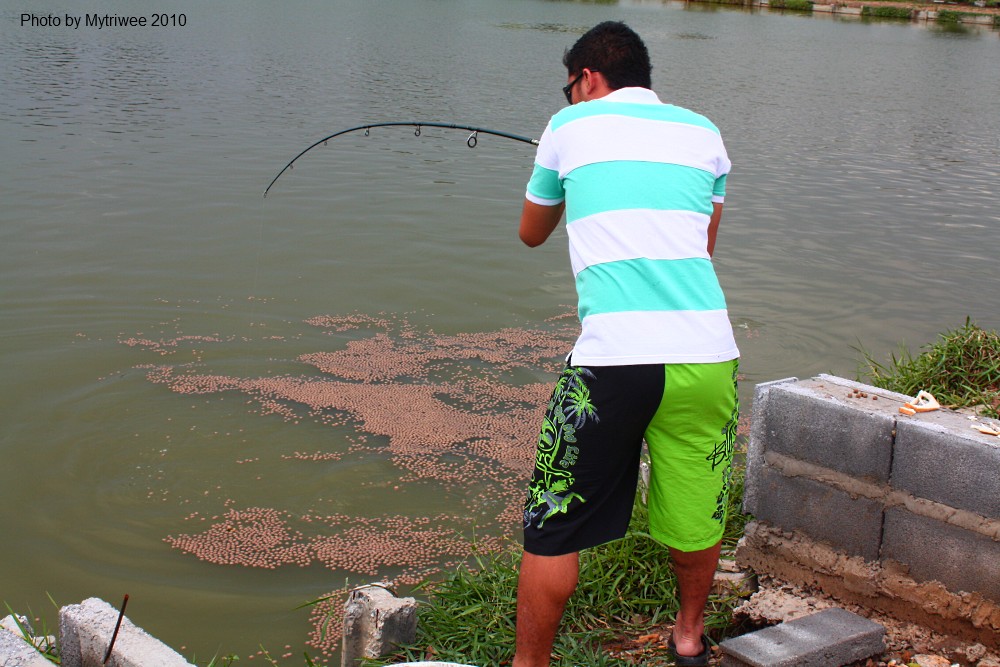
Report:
525,87,739,366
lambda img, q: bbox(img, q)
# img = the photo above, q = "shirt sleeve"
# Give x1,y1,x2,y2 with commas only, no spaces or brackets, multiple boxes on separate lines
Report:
525,121,564,206
712,173,727,204
712,138,732,204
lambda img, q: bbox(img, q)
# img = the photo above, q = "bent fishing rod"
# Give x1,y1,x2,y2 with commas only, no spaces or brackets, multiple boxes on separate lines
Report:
263,121,539,198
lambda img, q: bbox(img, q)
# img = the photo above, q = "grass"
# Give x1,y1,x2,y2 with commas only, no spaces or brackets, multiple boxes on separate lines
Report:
862,5,915,18
936,8,964,21
696,0,757,6
856,318,1000,418
362,465,750,666
770,0,816,11
3,598,60,664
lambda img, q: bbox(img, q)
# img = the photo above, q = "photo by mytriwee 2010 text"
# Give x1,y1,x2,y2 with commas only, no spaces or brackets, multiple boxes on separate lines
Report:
513,21,739,667
20,13,187,29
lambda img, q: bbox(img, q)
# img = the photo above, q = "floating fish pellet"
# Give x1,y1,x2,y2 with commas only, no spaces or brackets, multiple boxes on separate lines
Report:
133,311,581,655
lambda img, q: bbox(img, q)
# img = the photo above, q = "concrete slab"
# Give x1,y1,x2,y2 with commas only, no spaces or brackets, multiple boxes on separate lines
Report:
342,585,417,667
59,598,193,667
762,380,896,483
892,415,1000,518
882,508,1000,603
0,627,52,667
745,377,798,514
749,467,884,560
1,615,33,636
719,607,884,667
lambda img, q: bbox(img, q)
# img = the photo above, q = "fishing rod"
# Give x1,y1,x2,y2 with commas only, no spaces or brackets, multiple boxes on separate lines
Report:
263,121,539,198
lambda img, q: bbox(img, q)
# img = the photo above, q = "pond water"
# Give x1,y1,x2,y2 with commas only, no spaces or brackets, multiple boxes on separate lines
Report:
1,0,998,662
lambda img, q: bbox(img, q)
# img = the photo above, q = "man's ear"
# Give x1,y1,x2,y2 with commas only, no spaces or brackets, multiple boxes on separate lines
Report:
581,69,610,101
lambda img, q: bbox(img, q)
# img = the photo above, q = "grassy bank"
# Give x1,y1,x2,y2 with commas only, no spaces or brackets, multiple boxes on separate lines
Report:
361,466,750,666
358,319,999,666
858,318,1000,419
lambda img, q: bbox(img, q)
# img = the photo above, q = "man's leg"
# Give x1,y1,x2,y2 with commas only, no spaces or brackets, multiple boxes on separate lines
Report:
669,540,721,656
513,551,579,667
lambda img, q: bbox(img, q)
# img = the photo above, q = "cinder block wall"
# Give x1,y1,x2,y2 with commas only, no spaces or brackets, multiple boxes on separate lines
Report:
740,375,1000,647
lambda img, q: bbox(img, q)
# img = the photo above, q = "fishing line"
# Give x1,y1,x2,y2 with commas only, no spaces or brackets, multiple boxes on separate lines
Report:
247,122,537,379
262,121,538,198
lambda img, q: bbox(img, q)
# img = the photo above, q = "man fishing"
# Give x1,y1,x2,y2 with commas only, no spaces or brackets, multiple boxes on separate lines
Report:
514,21,740,667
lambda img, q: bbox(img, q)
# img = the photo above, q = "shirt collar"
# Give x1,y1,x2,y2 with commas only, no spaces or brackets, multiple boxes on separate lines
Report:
600,87,663,104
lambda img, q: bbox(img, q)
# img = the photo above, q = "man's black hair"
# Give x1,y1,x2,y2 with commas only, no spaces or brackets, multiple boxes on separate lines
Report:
563,21,652,90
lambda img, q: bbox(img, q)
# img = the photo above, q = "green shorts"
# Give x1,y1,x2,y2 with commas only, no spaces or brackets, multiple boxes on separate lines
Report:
522,358,739,556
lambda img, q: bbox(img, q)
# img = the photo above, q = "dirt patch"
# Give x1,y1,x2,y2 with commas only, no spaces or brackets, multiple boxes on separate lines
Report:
734,577,1000,666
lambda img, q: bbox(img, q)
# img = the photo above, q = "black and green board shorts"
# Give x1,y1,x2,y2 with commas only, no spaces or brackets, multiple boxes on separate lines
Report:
522,358,739,556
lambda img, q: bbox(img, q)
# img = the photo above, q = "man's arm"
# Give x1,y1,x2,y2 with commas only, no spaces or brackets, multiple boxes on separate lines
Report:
707,202,723,258
519,199,565,247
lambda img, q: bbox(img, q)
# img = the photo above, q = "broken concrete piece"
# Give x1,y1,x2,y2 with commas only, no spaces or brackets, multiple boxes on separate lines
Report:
719,607,884,667
712,570,758,598
341,585,418,667
59,598,193,667
1,614,34,637
0,628,53,667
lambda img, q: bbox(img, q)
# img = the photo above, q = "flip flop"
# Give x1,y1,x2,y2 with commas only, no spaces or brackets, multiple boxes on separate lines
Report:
667,633,711,666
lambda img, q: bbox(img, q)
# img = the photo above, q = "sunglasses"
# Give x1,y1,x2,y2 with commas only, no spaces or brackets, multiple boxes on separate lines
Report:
563,70,597,104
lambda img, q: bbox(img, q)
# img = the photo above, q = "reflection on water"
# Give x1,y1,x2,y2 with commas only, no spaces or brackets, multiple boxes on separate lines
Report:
1,0,998,661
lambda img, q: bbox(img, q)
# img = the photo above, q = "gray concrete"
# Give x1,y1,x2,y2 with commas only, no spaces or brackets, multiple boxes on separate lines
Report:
749,466,884,561
741,375,1000,644
342,585,418,667
892,417,1000,518
713,570,758,598
59,598,192,667
0,625,52,667
882,508,1000,603
719,608,884,667
760,382,895,483
0,616,33,637
744,376,798,514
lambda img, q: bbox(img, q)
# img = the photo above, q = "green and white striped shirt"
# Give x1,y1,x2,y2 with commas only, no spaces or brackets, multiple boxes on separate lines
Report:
526,87,739,366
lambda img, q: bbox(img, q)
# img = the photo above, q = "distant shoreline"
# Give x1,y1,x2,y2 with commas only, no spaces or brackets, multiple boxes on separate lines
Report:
686,0,1000,23
835,0,999,14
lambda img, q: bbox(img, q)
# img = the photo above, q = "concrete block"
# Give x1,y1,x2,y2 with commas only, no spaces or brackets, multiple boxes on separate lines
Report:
342,585,417,667
760,380,895,483
892,416,1000,519
719,607,884,667
962,13,994,24
0,627,56,667
745,377,798,515
750,466,884,560
713,570,758,598
882,508,1000,603
1,615,33,636
59,598,192,667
